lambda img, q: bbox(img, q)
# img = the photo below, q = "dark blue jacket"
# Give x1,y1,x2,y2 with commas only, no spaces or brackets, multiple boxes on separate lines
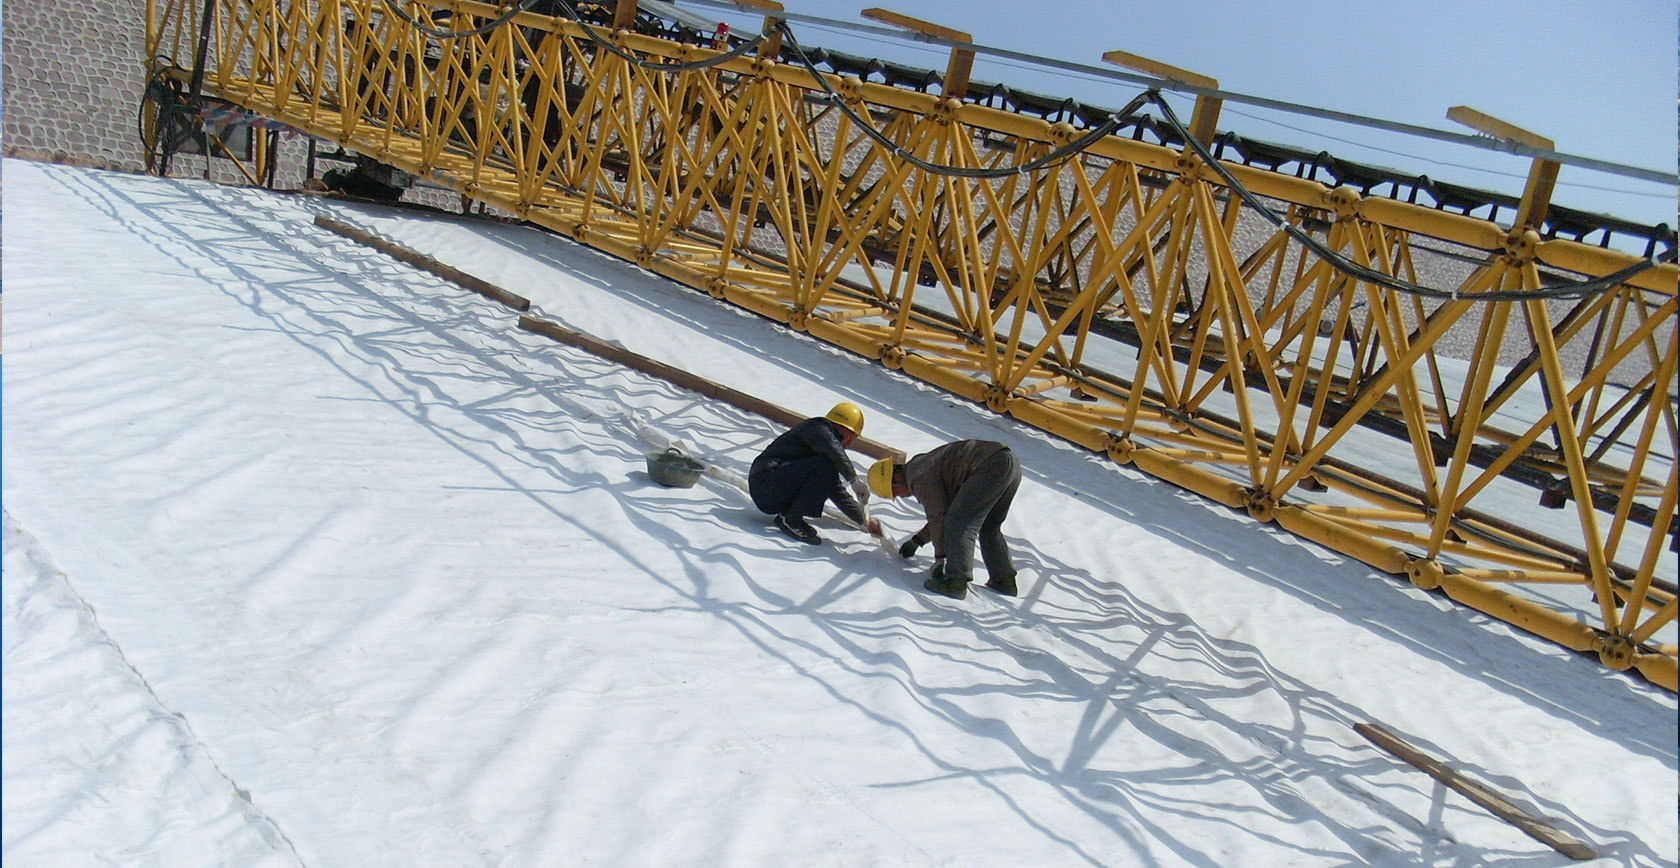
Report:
749,417,866,524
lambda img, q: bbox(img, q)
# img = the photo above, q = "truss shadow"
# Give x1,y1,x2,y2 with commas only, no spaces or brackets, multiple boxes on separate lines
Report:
38,165,1674,867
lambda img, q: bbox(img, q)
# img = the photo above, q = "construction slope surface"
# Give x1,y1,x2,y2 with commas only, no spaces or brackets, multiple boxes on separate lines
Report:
3,159,1674,867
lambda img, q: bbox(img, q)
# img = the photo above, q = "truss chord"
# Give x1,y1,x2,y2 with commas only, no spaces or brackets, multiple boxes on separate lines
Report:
1148,95,1667,301
549,0,771,71
375,0,544,40
689,0,1676,186
144,0,1679,688
778,22,1143,180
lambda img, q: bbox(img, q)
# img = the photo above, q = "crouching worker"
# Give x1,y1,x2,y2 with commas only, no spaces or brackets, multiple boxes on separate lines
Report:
750,402,882,545
868,440,1022,599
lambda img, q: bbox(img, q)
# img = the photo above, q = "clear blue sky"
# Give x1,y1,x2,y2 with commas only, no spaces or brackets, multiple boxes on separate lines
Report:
693,0,1677,230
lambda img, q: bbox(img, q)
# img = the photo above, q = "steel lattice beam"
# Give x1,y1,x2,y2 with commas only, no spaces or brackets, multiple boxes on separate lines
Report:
145,0,1678,689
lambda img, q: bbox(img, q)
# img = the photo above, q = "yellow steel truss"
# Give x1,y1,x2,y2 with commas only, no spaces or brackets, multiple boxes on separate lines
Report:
146,0,1678,689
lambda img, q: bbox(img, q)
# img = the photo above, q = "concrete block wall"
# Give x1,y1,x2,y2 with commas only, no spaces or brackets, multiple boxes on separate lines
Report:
1,0,461,198
3,0,151,171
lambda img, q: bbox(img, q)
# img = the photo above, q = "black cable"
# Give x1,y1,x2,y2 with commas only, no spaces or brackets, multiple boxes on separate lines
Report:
778,19,1658,300
1145,92,1663,301
138,67,167,145
364,2,1662,302
138,62,192,167
379,0,767,70
778,21,1139,180
378,0,544,39
543,0,766,72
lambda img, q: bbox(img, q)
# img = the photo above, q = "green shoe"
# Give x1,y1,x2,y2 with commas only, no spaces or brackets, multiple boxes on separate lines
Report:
984,573,1018,596
923,575,969,600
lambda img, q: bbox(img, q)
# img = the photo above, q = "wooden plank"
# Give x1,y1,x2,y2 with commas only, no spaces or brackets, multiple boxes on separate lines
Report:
1354,723,1597,861
519,315,904,462
313,216,531,312
1446,106,1555,151
859,8,970,43
1101,50,1218,90
315,214,901,461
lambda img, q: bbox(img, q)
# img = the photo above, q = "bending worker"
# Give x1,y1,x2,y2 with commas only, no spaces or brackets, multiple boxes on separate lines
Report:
750,402,881,545
868,440,1021,600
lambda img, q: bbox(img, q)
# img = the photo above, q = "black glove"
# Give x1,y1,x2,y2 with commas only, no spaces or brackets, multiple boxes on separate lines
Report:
898,538,921,559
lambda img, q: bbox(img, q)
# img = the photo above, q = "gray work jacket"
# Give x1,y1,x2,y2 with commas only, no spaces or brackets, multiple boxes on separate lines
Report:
902,439,1009,557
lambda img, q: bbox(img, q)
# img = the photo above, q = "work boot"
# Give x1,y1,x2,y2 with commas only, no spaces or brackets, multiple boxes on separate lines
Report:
923,575,969,599
984,572,1018,596
775,512,821,545
922,563,968,599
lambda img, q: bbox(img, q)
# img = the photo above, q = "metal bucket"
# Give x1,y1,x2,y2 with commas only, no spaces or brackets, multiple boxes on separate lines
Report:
645,447,705,488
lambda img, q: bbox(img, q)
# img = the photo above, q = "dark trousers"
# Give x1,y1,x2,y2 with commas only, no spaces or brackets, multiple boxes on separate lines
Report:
942,449,1020,583
749,456,835,519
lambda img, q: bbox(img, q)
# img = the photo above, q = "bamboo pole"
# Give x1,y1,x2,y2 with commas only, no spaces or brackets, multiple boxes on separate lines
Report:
313,216,531,311
1354,722,1597,861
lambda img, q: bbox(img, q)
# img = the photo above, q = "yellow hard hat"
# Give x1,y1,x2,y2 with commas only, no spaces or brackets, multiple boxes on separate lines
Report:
825,401,864,436
868,456,896,499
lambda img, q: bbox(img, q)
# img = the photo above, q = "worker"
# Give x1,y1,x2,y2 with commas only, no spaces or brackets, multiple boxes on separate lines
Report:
749,402,881,545
868,440,1021,599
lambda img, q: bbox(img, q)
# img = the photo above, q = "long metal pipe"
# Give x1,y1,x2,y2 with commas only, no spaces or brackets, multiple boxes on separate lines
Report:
684,0,1679,185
